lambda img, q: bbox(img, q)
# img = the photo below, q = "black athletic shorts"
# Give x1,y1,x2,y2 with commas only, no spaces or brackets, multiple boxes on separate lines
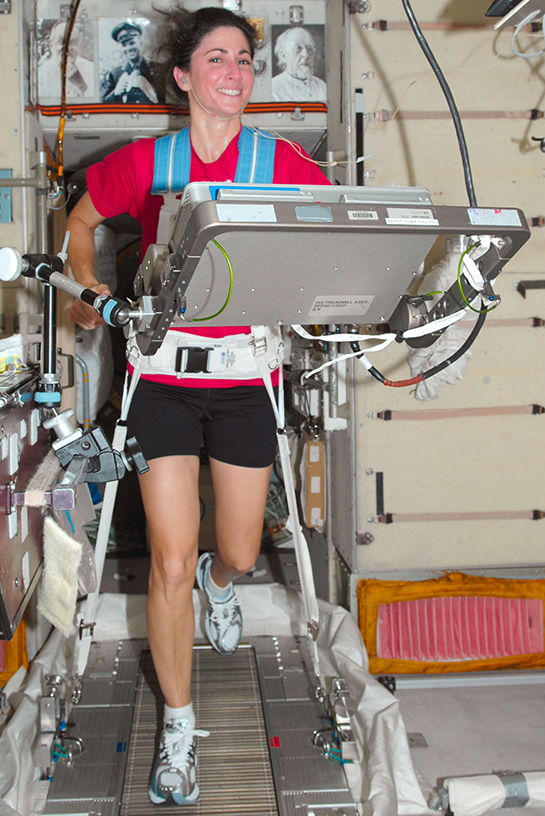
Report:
127,379,278,468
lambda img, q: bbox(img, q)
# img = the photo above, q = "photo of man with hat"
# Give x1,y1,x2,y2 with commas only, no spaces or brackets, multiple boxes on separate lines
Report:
101,19,164,104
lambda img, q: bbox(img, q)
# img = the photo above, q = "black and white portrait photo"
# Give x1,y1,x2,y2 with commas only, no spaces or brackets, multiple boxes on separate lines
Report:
37,17,95,100
271,25,327,103
98,17,165,105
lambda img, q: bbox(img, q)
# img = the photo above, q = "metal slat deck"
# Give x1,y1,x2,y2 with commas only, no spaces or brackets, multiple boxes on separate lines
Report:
121,645,277,815
44,637,357,816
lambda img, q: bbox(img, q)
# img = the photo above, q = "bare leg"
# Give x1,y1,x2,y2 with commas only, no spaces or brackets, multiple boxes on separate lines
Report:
139,455,201,707
208,458,272,587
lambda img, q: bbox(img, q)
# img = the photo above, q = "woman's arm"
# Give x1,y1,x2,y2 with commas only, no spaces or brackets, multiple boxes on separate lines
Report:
66,191,109,330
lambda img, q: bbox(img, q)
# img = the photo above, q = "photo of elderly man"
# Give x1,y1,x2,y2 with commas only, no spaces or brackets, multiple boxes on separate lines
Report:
271,25,327,102
37,17,95,99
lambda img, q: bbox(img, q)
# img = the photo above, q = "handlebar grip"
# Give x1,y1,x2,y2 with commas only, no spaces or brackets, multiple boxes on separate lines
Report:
93,295,133,328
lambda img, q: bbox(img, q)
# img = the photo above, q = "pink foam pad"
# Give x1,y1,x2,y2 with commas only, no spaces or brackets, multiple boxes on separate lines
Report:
377,596,544,662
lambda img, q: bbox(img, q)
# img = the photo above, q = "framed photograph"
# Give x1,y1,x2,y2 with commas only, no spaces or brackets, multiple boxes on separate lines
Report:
98,17,165,104
37,16,95,100
270,24,326,102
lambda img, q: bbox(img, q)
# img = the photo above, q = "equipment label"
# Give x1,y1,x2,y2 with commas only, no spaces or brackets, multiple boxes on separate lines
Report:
216,203,277,222
468,208,522,226
348,210,379,221
385,207,438,226
308,295,374,316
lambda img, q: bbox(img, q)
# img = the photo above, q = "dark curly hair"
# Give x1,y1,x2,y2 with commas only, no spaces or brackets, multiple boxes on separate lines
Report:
157,5,259,103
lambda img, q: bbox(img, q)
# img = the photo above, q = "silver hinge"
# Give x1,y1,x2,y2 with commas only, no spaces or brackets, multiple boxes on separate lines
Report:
0,1,11,13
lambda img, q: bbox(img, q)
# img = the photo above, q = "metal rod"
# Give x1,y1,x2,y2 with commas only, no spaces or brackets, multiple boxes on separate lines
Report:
42,284,56,377
0,178,41,188
395,670,545,690
75,353,90,430
35,152,48,255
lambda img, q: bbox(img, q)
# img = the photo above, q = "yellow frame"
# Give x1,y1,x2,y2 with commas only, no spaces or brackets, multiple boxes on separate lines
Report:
357,572,545,674
0,619,28,686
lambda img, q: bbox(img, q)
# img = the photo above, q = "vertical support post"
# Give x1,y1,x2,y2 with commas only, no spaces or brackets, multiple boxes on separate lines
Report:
36,151,57,379
34,152,61,407
42,285,56,379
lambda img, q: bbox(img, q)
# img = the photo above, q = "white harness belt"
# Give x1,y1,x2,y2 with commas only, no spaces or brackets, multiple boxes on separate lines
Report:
126,325,284,381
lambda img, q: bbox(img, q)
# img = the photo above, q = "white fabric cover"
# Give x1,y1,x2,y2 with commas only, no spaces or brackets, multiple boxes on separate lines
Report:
0,629,75,816
447,772,545,816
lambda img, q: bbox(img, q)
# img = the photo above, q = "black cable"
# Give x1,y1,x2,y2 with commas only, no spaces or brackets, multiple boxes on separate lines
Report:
349,308,486,386
401,0,477,208
421,308,486,380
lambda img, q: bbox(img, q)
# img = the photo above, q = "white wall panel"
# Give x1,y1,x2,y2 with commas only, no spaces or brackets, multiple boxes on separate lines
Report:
324,1,545,582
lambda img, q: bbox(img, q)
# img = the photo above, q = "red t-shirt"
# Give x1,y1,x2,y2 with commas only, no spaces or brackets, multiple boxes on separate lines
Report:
87,131,330,386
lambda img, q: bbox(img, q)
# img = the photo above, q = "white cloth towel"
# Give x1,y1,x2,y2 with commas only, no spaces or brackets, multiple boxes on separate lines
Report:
37,516,82,637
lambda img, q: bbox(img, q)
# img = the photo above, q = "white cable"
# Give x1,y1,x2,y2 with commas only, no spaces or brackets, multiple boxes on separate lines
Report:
57,230,70,264
291,324,396,344
510,10,545,58
403,306,470,339
292,303,471,344
461,254,485,291
242,119,346,169
186,77,245,121
302,337,397,379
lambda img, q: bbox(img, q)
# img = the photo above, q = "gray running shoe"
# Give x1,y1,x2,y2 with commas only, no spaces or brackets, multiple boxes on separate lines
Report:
196,552,243,655
148,719,209,806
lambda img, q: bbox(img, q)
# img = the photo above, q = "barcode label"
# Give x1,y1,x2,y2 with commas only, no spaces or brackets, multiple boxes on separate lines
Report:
348,210,379,221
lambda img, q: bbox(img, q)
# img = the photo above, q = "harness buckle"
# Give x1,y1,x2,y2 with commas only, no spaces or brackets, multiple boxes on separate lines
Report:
175,346,214,374
250,336,268,356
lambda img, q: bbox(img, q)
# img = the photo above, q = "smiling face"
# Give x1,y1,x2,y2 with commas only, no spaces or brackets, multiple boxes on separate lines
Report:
119,33,142,64
173,26,254,119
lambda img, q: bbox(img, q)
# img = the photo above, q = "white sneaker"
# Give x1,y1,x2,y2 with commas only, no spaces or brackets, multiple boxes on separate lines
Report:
148,719,209,806
196,552,243,655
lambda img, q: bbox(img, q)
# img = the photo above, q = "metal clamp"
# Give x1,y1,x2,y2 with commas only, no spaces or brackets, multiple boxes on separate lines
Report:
78,619,95,640
308,620,320,641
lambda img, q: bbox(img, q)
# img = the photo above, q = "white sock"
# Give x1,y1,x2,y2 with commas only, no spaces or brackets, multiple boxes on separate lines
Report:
207,566,232,601
164,701,195,727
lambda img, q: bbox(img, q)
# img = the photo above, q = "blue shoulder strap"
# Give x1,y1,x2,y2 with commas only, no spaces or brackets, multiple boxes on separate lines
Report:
151,128,192,194
235,127,276,184
151,126,276,194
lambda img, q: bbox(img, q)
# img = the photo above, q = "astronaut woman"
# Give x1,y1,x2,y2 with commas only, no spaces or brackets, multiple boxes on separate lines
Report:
67,5,328,806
